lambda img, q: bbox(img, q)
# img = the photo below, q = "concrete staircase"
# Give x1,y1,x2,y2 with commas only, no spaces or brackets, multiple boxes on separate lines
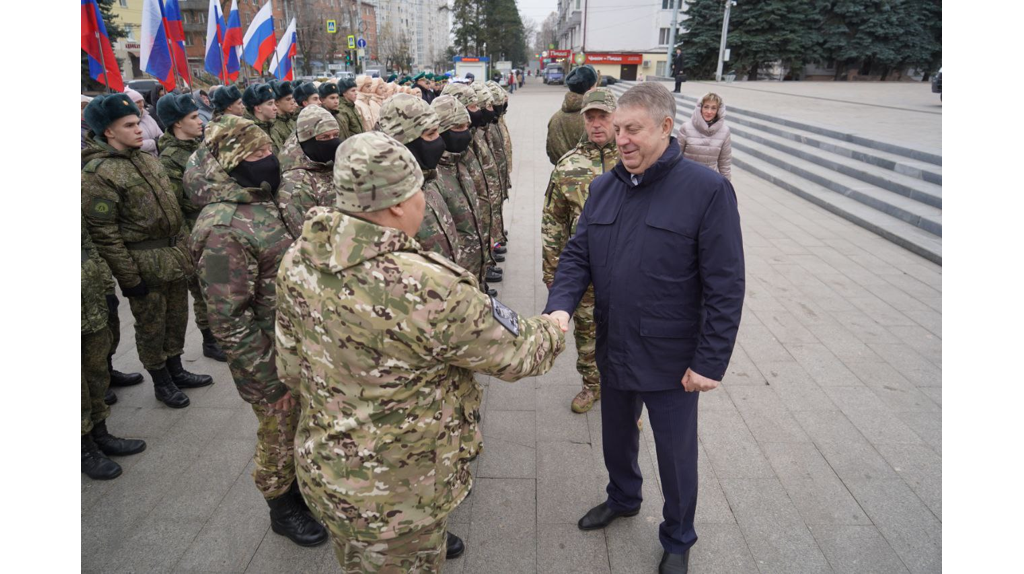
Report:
606,83,942,264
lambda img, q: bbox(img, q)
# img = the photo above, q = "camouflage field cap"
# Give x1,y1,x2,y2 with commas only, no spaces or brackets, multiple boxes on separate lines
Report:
441,82,478,108
431,95,470,133
204,114,273,173
580,88,617,114
377,93,440,145
486,82,507,105
296,105,338,142
333,132,424,213
471,82,493,107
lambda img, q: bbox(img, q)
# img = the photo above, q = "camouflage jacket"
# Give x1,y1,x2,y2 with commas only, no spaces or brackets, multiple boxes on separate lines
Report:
82,215,115,334
81,134,191,289
546,92,585,165
460,145,492,250
277,134,335,237
157,131,202,227
471,128,503,244
270,111,297,152
437,151,487,275
275,207,565,542
542,139,619,285
498,117,513,175
247,113,278,154
185,143,296,404
418,170,461,263
336,98,365,141
485,123,510,197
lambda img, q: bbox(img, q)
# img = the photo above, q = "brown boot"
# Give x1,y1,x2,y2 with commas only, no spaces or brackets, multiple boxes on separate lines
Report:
571,388,600,414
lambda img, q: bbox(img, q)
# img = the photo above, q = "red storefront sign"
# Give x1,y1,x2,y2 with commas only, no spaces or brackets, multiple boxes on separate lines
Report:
586,53,643,65
548,49,572,58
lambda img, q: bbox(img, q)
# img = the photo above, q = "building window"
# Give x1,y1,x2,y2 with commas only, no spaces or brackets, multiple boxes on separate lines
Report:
656,61,667,76
662,0,675,9
659,28,671,45
575,0,580,9
119,0,128,7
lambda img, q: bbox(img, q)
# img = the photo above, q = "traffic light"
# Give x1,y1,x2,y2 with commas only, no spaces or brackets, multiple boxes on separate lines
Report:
346,52,352,64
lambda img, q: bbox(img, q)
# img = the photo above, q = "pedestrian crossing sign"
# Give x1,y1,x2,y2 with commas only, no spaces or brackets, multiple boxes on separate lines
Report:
326,20,337,34
347,35,356,49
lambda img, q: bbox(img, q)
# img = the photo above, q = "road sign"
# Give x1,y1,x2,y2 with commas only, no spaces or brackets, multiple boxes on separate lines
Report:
574,52,586,65
326,20,336,34
347,35,355,49
356,38,367,49
357,48,365,59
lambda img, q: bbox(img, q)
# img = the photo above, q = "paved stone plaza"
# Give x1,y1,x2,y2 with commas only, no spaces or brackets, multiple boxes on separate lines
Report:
82,80,941,573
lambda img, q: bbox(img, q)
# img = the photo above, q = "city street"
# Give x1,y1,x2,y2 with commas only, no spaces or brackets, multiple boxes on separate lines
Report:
82,79,942,574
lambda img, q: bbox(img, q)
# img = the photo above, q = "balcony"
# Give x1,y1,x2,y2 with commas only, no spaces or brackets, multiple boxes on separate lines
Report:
557,10,581,38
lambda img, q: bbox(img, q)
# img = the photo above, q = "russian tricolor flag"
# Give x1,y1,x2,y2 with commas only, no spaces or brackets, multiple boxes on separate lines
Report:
163,0,191,86
81,0,124,91
242,1,275,72
203,0,226,80
140,0,175,90
270,18,297,81
223,0,242,81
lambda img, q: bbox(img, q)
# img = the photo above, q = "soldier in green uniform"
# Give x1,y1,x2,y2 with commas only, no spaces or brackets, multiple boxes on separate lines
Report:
542,88,620,413
336,78,365,141
546,65,598,165
211,85,244,123
242,84,278,151
293,82,321,110
185,115,328,547
82,94,213,410
377,93,460,262
82,216,147,480
156,92,227,362
317,82,348,137
275,131,566,572
277,105,341,237
431,95,488,282
269,80,298,152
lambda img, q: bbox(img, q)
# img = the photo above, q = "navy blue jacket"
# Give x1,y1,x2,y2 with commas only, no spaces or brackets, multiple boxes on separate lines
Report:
544,137,745,391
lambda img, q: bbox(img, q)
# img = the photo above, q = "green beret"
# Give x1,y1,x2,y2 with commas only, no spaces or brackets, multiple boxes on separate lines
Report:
333,132,423,213
386,73,398,83
272,80,294,100
212,85,242,111
204,114,273,173
318,82,340,98
242,83,275,109
413,72,426,82
84,93,141,136
156,93,199,128
566,65,598,94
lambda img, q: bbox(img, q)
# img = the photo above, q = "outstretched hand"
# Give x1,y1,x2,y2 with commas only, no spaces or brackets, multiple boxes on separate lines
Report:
544,310,571,332
681,368,720,392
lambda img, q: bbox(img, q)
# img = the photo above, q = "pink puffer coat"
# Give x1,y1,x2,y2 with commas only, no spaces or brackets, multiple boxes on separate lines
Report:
678,103,732,180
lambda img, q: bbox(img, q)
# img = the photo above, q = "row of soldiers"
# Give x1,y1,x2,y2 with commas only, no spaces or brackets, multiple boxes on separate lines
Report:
81,72,527,567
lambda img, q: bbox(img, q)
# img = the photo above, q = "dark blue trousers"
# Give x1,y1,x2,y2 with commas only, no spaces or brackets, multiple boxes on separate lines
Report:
601,383,700,554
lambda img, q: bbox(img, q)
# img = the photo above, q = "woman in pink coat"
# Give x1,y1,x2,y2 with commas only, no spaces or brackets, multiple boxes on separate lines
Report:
678,92,732,180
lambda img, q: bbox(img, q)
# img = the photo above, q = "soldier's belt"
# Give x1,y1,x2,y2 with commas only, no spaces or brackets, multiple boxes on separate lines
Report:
124,237,177,251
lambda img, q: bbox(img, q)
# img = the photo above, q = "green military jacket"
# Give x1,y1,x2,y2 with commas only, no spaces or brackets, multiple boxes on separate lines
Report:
157,131,201,227
245,111,278,154
418,170,461,263
82,215,115,334
81,134,191,289
545,91,585,165
542,139,619,285
437,151,487,277
471,128,504,245
336,98,365,141
185,142,296,405
277,133,335,238
269,111,297,153
274,206,565,543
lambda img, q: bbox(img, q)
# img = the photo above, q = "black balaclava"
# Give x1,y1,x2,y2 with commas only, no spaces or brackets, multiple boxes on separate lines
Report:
441,128,473,154
300,137,341,164
406,136,446,170
469,108,487,128
228,155,281,194
480,107,495,125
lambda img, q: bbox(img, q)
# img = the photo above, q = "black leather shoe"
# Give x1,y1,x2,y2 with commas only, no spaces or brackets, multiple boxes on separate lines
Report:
493,244,507,255
108,357,144,387
659,549,690,574
166,355,213,389
487,288,498,297
267,493,329,547
104,389,118,405
577,502,640,531
201,328,228,362
490,266,503,275
149,367,190,408
485,269,503,283
446,532,465,559
492,253,506,262
92,420,147,456
82,435,122,480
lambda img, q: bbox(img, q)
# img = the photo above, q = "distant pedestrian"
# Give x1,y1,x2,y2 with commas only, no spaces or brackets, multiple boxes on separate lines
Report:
192,89,213,126
671,48,685,93
508,71,516,93
678,92,732,181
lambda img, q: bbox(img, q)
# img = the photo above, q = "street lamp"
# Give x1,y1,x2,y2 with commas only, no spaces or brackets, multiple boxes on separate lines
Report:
715,0,735,82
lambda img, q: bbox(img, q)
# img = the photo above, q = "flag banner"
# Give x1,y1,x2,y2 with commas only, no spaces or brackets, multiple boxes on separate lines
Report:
81,0,125,91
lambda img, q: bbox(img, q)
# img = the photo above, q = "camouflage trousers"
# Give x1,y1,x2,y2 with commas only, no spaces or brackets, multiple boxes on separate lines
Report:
186,274,210,331
107,291,121,359
330,518,448,574
250,401,300,499
574,285,600,392
126,279,188,370
82,328,112,435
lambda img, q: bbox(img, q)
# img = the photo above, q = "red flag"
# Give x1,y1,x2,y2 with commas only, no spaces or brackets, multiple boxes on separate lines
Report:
81,0,124,92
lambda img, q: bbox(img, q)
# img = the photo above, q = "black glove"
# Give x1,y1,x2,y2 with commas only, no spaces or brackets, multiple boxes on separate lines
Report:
120,280,149,298
105,294,119,315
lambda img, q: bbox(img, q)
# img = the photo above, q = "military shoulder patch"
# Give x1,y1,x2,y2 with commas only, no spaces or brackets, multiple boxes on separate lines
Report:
490,296,520,337
204,254,231,284
89,198,116,220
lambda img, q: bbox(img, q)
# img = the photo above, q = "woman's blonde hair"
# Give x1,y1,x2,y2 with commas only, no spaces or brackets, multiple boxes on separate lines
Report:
700,92,723,108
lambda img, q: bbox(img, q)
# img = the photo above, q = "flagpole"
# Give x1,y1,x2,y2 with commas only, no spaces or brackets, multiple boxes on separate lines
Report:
166,32,182,92
95,31,114,93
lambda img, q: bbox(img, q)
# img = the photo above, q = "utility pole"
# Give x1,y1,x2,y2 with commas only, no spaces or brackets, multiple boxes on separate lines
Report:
666,0,683,77
715,0,733,82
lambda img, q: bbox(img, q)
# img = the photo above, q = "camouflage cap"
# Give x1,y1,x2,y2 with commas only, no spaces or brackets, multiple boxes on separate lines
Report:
580,88,617,114
333,132,424,213
377,93,440,145
471,82,493,107
431,95,470,133
296,105,339,142
204,114,273,173
441,82,478,108
486,82,507,105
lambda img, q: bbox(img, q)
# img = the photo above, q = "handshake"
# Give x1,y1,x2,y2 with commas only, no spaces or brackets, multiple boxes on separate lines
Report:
541,310,571,332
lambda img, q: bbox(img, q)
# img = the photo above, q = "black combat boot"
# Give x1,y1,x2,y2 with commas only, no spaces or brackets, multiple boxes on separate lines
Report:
166,355,214,389
446,532,465,559
91,420,147,456
492,252,506,262
200,328,228,362
82,435,122,480
288,480,313,516
267,493,329,547
149,367,190,409
485,268,503,283
493,244,507,255
104,389,118,405
108,357,144,387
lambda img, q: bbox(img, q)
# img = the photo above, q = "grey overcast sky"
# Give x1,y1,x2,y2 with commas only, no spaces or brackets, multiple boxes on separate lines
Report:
517,0,559,30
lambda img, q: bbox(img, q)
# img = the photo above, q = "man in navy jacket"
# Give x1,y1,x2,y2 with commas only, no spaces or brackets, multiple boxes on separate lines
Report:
545,82,745,574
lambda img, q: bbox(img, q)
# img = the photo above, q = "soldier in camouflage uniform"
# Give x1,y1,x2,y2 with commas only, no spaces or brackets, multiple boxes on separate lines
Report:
185,115,327,547
317,82,350,138
468,83,507,283
82,94,213,410
542,88,620,414
495,88,514,176
82,216,147,480
277,106,341,237
377,93,460,262
242,84,279,152
546,65,598,165
275,131,566,571
156,92,228,363
336,78,365,141
269,81,299,152
431,95,489,282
